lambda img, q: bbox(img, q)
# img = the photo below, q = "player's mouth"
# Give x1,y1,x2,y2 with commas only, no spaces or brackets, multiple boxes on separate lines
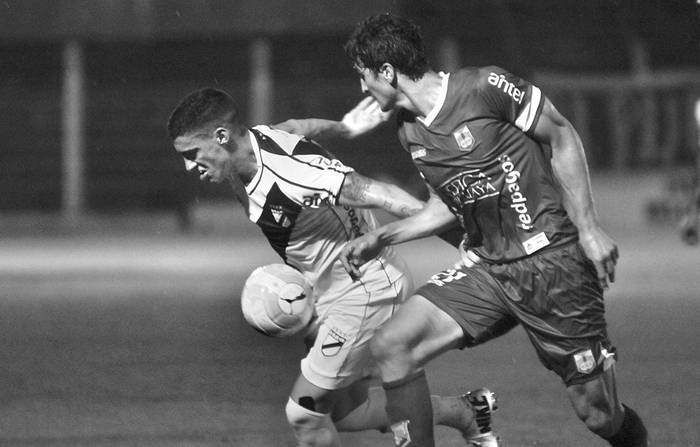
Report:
197,167,211,181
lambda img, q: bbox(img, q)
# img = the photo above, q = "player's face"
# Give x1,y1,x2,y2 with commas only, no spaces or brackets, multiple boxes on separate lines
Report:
173,131,233,183
355,65,398,112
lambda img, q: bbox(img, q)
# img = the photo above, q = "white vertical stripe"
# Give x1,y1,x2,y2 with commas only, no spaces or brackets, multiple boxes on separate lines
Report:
514,86,542,132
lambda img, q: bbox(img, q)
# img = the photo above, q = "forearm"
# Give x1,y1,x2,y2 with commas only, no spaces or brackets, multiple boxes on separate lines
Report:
371,196,458,247
339,172,423,217
550,123,600,234
274,97,389,140
273,118,347,140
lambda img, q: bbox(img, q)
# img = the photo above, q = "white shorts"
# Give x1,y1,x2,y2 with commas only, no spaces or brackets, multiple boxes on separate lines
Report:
300,250,412,389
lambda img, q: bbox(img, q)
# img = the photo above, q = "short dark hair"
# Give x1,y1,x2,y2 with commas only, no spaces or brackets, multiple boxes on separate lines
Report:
344,13,429,80
167,88,241,140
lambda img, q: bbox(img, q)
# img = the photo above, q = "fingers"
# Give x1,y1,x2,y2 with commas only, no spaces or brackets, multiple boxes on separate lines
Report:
357,96,390,120
604,258,616,284
339,245,361,280
597,251,618,289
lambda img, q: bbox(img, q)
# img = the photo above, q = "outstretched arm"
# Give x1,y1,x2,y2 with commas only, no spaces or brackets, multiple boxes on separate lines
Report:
532,98,618,288
339,186,458,278
273,97,391,140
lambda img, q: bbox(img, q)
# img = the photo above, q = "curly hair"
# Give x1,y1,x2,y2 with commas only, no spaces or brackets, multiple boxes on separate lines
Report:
344,13,429,80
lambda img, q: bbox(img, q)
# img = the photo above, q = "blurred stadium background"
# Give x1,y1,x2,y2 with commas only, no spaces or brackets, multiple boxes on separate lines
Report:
1,1,699,446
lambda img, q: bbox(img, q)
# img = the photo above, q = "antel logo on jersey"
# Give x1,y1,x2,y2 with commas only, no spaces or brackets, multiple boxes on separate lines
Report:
500,154,533,230
487,72,524,104
302,193,332,208
441,170,497,207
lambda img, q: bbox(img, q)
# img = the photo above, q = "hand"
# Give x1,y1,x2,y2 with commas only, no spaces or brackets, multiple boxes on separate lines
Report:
339,232,384,280
680,213,699,246
340,97,392,139
578,227,619,289
453,241,481,269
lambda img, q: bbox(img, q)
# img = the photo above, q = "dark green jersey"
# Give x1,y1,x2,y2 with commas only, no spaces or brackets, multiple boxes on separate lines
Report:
398,66,578,263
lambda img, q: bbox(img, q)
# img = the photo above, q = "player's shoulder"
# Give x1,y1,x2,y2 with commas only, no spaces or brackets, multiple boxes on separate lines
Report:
451,65,509,90
252,124,305,153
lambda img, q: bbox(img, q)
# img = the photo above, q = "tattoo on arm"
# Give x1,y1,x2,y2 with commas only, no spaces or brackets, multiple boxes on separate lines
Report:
344,176,370,203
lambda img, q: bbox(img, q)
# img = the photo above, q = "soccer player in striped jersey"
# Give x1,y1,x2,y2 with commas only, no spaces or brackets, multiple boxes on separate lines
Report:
322,13,648,447
166,88,499,447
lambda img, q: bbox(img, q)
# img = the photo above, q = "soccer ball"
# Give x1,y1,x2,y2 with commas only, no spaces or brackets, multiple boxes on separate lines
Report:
240,263,314,337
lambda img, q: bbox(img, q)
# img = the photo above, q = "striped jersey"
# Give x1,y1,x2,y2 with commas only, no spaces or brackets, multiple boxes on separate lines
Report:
244,125,401,287
398,66,578,263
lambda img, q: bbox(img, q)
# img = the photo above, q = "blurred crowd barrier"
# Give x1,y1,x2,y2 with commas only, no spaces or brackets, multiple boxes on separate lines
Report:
1,1,697,222
535,70,700,170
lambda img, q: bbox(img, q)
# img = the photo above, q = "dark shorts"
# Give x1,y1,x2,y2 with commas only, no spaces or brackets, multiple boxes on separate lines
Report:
415,242,616,386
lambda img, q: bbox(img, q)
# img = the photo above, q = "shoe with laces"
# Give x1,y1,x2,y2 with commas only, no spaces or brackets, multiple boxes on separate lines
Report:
461,388,500,446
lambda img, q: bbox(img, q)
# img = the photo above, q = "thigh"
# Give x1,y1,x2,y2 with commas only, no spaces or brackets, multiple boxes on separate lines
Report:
301,274,410,390
414,265,518,347
566,365,623,424
501,243,616,385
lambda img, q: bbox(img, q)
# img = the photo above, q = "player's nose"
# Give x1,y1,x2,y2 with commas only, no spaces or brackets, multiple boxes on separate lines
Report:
184,159,197,171
360,78,368,93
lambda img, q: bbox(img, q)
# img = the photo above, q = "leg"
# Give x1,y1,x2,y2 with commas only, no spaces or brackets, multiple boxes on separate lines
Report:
334,378,499,446
289,259,412,445
287,374,341,447
370,293,465,447
567,366,648,446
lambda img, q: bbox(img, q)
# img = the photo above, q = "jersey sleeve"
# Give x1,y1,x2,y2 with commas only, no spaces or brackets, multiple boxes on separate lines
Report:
252,127,354,208
478,66,544,135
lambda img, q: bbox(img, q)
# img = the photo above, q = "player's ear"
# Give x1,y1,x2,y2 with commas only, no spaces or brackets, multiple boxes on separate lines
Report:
215,128,230,145
380,63,396,84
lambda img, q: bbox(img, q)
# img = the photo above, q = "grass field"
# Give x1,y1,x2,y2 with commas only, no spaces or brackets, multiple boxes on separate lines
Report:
0,174,698,446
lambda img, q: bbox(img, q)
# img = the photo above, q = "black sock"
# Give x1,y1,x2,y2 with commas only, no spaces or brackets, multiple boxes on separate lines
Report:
383,370,434,447
605,404,648,447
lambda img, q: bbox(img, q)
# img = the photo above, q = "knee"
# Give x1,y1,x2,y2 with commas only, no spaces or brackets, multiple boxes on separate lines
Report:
285,397,339,447
369,327,412,367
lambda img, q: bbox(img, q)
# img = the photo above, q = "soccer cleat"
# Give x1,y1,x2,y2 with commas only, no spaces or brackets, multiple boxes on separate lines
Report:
461,388,500,446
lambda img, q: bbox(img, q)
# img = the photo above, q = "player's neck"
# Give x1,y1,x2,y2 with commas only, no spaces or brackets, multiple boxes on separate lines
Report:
230,132,258,185
227,174,251,215
400,70,443,119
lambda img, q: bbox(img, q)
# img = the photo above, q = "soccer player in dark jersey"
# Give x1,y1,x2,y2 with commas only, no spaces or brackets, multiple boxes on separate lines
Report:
166,88,499,447
324,13,649,447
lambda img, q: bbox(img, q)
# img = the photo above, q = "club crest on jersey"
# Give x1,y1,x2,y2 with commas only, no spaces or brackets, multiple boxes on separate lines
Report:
321,328,347,357
270,205,292,228
574,349,596,374
453,124,474,152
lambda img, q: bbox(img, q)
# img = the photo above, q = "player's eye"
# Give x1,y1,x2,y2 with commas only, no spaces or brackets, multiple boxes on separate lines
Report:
181,148,198,161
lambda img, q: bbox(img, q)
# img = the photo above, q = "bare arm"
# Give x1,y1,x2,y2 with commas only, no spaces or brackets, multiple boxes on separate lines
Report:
532,98,618,288
339,186,458,278
337,171,424,218
273,97,391,140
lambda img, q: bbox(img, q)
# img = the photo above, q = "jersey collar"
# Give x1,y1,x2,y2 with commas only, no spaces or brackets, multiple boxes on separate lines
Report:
417,72,450,128
245,129,263,194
